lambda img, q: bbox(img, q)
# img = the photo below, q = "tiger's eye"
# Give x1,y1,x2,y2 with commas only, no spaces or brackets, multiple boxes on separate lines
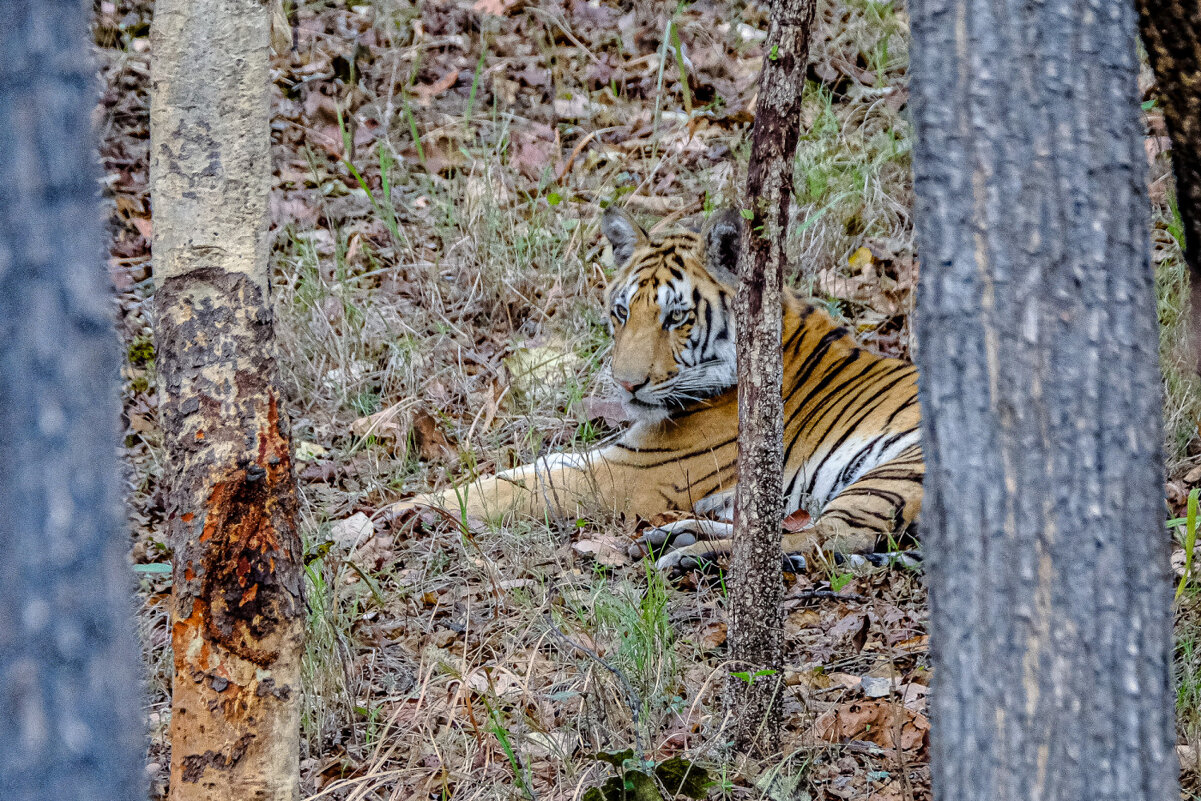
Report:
666,309,687,327
612,303,628,323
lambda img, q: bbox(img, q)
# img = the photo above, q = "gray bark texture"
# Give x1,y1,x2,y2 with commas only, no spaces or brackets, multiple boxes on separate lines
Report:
909,0,1179,795
0,1,144,799
150,2,304,798
727,0,814,756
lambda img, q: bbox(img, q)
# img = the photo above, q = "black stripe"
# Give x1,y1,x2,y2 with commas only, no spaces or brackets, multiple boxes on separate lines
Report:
884,393,920,426
781,358,880,466
799,376,917,498
612,438,737,469
786,329,856,401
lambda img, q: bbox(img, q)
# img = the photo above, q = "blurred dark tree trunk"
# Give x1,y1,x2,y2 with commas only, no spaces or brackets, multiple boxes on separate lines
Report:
151,1,304,798
909,0,1178,796
1136,0,1201,373
0,1,144,799
727,0,814,757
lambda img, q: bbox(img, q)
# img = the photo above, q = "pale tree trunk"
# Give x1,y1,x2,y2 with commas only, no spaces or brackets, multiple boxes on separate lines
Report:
727,0,814,756
909,0,1178,795
1136,0,1201,373
150,3,304,799
0,2,143,798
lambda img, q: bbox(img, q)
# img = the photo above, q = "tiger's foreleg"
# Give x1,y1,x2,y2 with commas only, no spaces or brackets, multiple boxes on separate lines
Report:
629,489,736,557
388,446,675,523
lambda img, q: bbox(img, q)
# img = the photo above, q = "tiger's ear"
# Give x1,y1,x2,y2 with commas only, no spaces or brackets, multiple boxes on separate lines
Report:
602,207,649,270
703,208,742,286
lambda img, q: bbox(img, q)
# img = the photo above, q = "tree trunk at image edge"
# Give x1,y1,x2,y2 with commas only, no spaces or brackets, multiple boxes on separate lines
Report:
0,3,143,798
150,3,304,799
727,0,814,757
1136,0,1201,375
908,0,1178,796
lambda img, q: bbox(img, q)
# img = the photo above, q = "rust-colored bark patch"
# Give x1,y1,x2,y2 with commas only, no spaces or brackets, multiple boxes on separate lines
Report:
191,403,297,666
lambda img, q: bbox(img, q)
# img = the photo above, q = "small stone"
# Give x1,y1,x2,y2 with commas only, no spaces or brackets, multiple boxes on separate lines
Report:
331,512,375,550
295,441,328,461
861,675,892,698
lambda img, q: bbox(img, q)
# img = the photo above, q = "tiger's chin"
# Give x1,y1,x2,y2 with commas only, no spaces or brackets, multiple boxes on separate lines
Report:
622,396,674,425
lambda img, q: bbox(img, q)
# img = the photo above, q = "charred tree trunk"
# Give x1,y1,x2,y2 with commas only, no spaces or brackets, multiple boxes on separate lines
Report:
0,2,143,798
727,0,814,757
909,0,1178,796
150,2,304,799
1136,0,1201,373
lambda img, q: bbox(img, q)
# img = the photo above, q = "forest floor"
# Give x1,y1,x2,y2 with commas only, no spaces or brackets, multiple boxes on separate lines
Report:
96,0,1201,798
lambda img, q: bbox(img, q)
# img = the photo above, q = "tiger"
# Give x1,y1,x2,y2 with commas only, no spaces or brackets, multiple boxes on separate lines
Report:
390,207,924,572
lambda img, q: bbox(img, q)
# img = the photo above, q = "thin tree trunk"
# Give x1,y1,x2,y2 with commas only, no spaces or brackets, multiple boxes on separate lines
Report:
727,0,814,757
150,3,304,799
0,2,143,798
1136,0,1201,373
909,0,1178,796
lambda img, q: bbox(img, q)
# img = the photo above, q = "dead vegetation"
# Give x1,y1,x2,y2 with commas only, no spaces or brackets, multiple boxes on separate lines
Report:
95,0,1198,798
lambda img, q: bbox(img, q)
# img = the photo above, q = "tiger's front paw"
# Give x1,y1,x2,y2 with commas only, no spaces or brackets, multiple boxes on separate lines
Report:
653,539,733,573
629,518,734,559
654,539,813,574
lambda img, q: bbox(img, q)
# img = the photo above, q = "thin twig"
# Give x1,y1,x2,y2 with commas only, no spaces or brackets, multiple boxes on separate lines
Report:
524,7,603,64
541,613,645,760
554,129,601,183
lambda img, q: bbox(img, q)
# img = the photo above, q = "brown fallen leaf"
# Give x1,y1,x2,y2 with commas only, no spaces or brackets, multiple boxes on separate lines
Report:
351,402,408,442
572,538,631,567
866,788,911,801
825,671,863,691
785,607,821,629
1146,135,1173,165
129,215,153,240
299,460,337,483
782,508,812,532
510,124,557,183
412,409,457,463
128,412,157,435
411,69,459,107
828,609,869,640
352,533,397,572
696,620,727,650
331,512,375,550
269,0,291,55
814,699,929,754
581,395,629,427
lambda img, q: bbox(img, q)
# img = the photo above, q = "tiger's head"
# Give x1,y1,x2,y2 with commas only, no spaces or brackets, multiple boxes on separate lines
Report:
601,207,742,422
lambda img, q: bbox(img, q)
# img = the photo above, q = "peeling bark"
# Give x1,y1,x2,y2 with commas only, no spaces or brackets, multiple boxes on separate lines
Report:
0,2,143,798
1136,0,1201,373
909,0,1178,796
150,3,304,799
727,0,815,757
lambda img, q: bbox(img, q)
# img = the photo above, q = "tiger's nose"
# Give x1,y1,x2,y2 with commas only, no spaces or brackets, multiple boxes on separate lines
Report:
617,378,646,393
